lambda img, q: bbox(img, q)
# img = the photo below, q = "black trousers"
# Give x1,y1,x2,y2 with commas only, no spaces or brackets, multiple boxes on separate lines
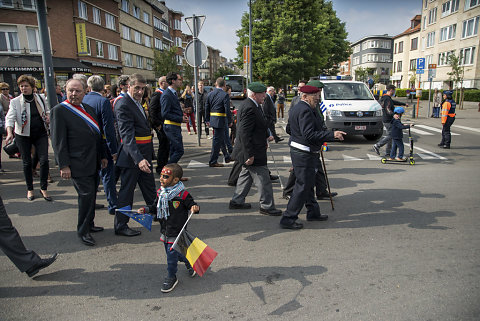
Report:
115,166,156,231
155,127,170,174
440,117,455,146
72,174,98,236
0,195,40,272
283,158,327,198
15,133,49,191
267,120,280,141
198,109,209,136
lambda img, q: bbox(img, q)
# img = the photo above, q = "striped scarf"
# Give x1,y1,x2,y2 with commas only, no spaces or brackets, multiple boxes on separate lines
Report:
157,181,185,219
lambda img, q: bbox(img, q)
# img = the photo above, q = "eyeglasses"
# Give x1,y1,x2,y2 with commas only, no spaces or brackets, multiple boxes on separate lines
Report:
1,88,8,90
161,174,170,179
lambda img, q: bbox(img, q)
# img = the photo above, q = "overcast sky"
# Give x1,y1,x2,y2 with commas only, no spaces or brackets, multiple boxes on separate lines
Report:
165,0,422,60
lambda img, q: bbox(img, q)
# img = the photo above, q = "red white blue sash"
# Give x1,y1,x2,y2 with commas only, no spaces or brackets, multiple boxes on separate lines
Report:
61,101,100,134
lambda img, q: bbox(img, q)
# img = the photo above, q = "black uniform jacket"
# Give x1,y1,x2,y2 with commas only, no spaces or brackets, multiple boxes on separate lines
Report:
231,97,269,166
287,100,334,153
50,102,105,178
115,94,153,168
262,94,276,125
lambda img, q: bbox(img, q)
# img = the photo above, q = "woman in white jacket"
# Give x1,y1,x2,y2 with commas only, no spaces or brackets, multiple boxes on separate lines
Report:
5,75,51,201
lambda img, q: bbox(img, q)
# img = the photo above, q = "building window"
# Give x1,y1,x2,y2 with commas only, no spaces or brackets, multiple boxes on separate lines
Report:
124,52,133,66
442,0,459,17
146,58,154,70
428,7,437,25
398,41,404,53
96,41,103,57
462,16,479,38
136,55,143,69
93,7,101,25
122,25,130,40
84,38,91,55
394,43,397,54
409,59,416,71
460,46,476,65
465,0,479,10
380,54,391,62
440,24,456,42
121,0,129,13
411,37,418,50
426,54,433,66
174,19,181,30
163,42,170,50
0,0,13,8
78,1,88,20
108,44,118,60
176,55,182,65
26,27,41,53
393,62,396,72
145,35,151,48
134,31,142,44
154,38,162,50
0,26,20,53
175,37,182,47
133,5,140,19
21,0,35,10
105,13,116,30
153,16,161,30
143,12,150,24
426,31,435,47
438,50,455,66
396,61,403,72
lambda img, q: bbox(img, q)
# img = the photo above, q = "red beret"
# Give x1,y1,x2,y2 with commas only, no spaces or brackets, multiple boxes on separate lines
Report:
299,85,319,94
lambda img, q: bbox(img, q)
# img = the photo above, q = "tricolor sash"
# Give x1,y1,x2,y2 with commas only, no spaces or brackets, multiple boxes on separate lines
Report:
61,101,100,134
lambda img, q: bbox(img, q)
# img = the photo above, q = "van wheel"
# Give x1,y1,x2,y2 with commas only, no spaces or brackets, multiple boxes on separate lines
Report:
364,134,382,141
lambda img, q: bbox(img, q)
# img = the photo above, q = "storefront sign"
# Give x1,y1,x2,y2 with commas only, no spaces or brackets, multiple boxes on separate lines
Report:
76,23,89,56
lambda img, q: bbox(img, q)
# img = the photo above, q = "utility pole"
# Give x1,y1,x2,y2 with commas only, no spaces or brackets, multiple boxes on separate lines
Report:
248,0,252,82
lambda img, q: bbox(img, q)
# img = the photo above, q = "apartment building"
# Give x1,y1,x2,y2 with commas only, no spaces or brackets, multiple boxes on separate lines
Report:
350,35,393,83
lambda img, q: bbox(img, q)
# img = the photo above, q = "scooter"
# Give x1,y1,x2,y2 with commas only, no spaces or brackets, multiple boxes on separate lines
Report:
381,127,415,165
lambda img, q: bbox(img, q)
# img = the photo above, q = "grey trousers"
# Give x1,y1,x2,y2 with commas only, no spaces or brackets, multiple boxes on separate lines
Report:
231,164,275,210
375,122,393,155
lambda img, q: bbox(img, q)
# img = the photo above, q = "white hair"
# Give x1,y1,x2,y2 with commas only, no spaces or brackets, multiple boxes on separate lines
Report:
267,86,275,92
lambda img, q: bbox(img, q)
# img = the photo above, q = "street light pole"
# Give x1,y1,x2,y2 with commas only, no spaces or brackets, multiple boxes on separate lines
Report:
248,0,252,82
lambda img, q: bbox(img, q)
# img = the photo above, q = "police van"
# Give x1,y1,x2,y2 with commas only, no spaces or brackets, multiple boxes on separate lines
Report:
320,80,383,140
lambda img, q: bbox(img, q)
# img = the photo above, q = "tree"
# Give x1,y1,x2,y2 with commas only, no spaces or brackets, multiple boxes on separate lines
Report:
355,67,368,82
447,53,465,108
182,61,194,86
214,66,235,79
235,0,351,88
153,47,178,78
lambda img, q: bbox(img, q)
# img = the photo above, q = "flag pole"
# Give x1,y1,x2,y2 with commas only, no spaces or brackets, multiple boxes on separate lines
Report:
170,211,195,250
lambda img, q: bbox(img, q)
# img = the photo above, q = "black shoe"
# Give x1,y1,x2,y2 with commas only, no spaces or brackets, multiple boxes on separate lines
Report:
280,222,304,230
438,143,444,147
269,174,279,181
442,145,450,149
90,226,104,233
307,214,329,221
316,192,338,200
275,137,284,143
26,253,58,277
209,163,224,167
283,195,291,200
225,158,232,164
186,264,196,277
259,208,282,216
80,233,95,246
161,276,178,293
95,204,105,209
115,227,141,237
373,145,380,155
108,208,116,215
229,201,251,209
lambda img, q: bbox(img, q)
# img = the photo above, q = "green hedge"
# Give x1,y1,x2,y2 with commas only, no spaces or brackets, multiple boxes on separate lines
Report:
394,89,480,102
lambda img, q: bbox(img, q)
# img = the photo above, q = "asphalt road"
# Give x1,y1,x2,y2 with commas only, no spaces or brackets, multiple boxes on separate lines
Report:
1,101,479,320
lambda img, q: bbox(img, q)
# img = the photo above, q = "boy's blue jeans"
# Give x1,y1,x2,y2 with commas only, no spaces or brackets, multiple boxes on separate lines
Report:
164,242,190,278
390,138,404,159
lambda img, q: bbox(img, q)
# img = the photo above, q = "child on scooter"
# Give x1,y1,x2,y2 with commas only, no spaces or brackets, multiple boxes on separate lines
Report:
389,107,414,161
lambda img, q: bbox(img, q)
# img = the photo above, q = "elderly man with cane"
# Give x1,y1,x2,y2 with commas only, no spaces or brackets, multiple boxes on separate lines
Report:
280,85,345,230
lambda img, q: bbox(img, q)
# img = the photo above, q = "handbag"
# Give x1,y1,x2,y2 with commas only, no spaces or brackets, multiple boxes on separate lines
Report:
3,139,19,156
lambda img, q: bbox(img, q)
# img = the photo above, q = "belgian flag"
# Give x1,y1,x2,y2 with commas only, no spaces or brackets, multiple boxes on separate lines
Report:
172,230,217,277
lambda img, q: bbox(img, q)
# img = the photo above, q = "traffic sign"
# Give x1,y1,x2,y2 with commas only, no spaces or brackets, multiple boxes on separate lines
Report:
428,63,437,69
416,69,424,74
417,58,425,70
184,39,208,67
428,68,436,78
185,15,205,38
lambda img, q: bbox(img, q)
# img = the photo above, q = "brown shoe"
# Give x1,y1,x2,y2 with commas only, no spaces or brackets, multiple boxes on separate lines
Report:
209,163,224,168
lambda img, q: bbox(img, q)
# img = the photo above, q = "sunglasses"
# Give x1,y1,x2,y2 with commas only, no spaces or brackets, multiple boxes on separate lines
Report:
161,174,170,179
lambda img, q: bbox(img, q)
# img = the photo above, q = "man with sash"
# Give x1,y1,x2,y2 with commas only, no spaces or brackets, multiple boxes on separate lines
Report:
51,78,108,246
149,75,170,174
114,73,156,237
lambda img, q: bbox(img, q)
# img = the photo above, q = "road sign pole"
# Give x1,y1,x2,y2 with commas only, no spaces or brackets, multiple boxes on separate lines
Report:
427,78,432,118
192,15,201,146
416,74,421,119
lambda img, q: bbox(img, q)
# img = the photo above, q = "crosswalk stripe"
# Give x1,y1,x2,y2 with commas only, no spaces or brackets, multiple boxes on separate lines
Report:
409,127,434,135
417,153,437,160
416,124,460,135
343,154,363,161
187,160,208,168
367,153,382,160
452,125,480,133
283,156,291,163
407,144,447,160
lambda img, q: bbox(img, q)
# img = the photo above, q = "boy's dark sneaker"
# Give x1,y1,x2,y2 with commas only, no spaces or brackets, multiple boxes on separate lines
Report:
161,276,178,293
185,262,196,277
373,145,380,155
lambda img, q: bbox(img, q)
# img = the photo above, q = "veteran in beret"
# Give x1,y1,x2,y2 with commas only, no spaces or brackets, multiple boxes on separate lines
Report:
280,85,346,230
228,82,282,216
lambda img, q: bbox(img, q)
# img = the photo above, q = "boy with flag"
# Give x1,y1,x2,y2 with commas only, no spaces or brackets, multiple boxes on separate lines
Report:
138,163,201,293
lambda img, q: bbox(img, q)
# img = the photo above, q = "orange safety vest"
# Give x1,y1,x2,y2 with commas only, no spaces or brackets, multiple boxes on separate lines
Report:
441,101,456,124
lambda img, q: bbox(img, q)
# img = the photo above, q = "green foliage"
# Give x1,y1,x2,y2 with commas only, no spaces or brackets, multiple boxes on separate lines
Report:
394,88,480,102
214,67,236,79
153,47,179,78
461,89,480,102
235,0,351,88
355,67,368,82
182,62,194,86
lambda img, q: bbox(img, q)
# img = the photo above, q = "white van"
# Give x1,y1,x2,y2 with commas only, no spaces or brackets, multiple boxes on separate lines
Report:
320,80,383,141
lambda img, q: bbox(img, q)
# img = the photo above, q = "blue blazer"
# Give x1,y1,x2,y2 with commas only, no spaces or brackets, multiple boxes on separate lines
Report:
205,88,231,128
82,91,117,156
160,88,183,124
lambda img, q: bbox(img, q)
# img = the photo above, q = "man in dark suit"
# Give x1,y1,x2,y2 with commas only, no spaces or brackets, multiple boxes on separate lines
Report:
114,73,156,236
83,75,118,215
229,82,282,216
51,78,107,246
263,86,283,143
160,72,185,164
0,195,57,277
149,75,169,174
205,77,232,167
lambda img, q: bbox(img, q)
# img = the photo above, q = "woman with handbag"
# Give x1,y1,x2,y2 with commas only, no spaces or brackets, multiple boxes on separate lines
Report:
180,85,197,135
5,75,52,201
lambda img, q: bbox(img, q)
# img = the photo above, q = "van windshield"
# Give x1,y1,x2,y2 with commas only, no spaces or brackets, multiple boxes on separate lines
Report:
323,82,374,100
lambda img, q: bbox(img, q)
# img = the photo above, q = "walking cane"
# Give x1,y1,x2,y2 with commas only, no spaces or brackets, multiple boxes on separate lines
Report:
267,145,284,190
320,148,334,211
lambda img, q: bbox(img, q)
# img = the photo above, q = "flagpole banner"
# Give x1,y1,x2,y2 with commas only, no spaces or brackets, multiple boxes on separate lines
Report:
117,206,153,231
76,23,89,56
172,230,218,277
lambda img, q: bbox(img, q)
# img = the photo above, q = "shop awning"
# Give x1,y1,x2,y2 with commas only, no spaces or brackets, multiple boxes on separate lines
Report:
0,56,91,73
